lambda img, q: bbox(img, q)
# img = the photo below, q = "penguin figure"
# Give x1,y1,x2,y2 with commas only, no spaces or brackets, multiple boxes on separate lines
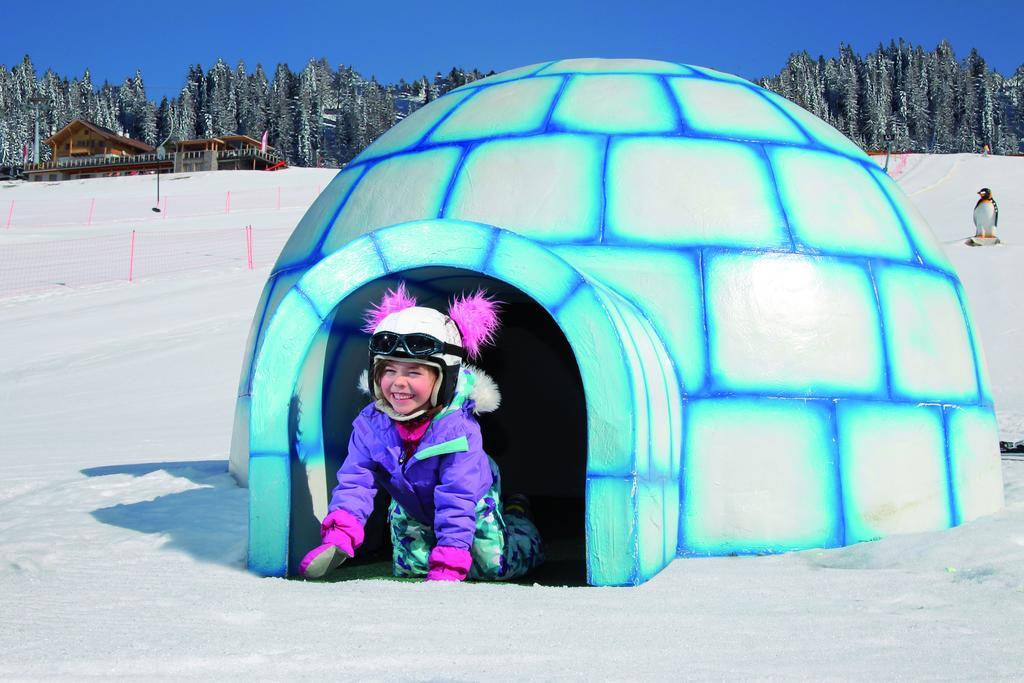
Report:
973,187,998,238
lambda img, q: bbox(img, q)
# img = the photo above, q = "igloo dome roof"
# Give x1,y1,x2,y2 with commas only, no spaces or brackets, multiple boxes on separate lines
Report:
238,58,1003,586
275,57,950,273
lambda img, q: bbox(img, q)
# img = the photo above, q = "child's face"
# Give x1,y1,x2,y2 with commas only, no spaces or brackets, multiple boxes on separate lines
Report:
379,361,437,415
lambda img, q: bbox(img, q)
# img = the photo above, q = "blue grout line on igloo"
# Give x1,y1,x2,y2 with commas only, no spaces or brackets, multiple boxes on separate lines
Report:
746,83,815,147
597,136,611,243
446,60,558,95
952,281,987,405
547,275,588,318
337,128,870,182
265,237,975,410
697,249,713,394
676,411,688,555
478,227,502,273
249,451,288,459
336,111,880,179
594,241,957,283
540,76,571,132
292,285,322,321
438,144,474,218
411,85,489,151
306,163,371,264
665,376,993,411
467,229,500,275
867,259,896,399
827,400,848,547
753,143,798,251
864,165,927,267
940,406,961,527
657,76,690,135
343,64,875,171
366,231,389,274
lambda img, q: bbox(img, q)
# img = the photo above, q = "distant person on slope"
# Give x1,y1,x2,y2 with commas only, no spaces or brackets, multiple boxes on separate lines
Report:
299,284,544,582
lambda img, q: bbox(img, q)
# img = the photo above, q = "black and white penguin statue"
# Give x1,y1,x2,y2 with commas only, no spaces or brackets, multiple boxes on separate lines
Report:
973,187,998,238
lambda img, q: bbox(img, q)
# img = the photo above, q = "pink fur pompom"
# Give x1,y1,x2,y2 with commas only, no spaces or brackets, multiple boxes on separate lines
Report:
362,283,417,333
448,289,501,360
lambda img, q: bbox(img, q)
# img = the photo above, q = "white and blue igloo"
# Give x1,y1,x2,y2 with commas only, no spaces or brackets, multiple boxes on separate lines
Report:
231,58,1005,586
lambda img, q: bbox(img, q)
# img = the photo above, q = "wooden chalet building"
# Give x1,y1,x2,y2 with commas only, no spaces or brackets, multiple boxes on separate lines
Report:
24,119,285,181
174,134,284,173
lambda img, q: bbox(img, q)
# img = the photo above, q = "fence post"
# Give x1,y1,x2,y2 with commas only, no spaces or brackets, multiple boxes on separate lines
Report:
225,190,231,214
128,230,136,282
87,198,95,226
247,225,254,270
5,200,13,229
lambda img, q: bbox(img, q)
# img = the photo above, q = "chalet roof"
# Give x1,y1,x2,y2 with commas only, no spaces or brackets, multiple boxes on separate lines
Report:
177,137,226,146
177,134,266,146
219,134,264,146
45,118,155,154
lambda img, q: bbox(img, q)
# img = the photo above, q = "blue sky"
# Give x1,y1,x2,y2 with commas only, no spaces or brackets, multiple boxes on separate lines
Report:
4,0,1023,100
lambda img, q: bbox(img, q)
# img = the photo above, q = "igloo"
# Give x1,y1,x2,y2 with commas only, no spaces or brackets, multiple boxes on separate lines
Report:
231,58,1005,586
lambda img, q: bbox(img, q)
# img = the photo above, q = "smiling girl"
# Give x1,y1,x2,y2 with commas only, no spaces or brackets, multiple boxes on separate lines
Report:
299,284,544,582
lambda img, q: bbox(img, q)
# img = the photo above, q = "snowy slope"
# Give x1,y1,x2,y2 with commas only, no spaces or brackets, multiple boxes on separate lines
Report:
0,159,1022,680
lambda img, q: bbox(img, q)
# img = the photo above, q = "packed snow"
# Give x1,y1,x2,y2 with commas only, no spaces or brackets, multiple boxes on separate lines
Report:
0,157,1022,679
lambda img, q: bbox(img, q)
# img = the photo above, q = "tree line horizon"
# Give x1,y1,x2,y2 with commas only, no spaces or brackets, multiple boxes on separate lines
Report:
1,40,1020,168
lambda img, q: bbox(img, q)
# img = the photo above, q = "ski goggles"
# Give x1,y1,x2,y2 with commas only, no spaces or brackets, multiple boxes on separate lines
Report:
369,332,465,359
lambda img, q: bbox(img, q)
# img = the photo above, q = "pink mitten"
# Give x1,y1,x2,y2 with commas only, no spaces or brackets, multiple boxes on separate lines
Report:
299,509,364,579
426,545,472,582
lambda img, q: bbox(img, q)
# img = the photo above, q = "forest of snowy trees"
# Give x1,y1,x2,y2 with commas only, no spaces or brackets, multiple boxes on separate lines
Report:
0,57,487,168
1,40,1022,168
761,40,1024,155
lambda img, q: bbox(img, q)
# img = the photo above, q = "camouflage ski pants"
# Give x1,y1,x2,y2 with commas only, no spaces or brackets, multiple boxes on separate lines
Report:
388,471,544,581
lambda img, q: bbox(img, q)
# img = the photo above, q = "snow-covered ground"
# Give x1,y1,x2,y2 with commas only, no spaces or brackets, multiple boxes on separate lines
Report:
1,158,1022,679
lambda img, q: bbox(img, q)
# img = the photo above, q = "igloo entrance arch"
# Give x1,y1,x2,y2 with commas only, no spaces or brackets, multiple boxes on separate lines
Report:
243,219,683,585
291,268,591,581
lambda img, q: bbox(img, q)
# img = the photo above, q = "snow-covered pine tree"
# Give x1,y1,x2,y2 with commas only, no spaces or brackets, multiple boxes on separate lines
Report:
171,88,198,141
861,46,893,149
295,59,318,166
903,43,930,150
183,64,209,138
207,59,237,137
837,44,863,145
156,97,172,143
334,65,359,163
41,69,69,146
930,41,959,152
269,63,296,162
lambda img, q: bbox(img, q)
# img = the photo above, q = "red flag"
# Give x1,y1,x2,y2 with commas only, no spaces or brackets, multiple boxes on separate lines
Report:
260,131,268,153
22,143,29,164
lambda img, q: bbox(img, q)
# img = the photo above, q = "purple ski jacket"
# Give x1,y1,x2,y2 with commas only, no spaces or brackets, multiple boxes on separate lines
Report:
327,368,496,552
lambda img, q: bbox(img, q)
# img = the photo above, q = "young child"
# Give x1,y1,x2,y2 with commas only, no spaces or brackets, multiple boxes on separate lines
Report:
300,284,544,582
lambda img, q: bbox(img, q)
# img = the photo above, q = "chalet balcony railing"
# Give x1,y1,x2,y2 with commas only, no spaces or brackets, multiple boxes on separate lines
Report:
25,147,283,173
25,153,169,172
217,148,283,164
